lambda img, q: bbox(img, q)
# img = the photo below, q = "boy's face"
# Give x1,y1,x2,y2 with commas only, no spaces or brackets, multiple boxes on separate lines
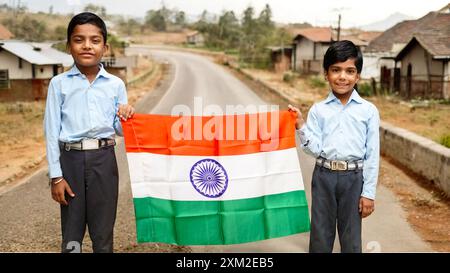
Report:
68,23,108,69
324,58,360,95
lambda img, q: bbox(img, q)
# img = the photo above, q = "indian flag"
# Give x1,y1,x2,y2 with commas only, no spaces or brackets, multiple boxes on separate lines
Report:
122,110,310,245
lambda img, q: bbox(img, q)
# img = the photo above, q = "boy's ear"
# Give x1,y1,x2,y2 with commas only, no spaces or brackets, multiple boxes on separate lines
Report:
104,43,110,55
324,71,328,82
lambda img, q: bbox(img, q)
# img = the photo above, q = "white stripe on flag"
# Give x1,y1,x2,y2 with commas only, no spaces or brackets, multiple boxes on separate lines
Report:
127,147,304,201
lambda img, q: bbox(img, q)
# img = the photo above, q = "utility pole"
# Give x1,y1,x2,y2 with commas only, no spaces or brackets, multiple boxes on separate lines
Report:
337,14,341,41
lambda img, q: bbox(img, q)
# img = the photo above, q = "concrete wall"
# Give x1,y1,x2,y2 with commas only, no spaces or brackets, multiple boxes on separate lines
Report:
380,121,450,196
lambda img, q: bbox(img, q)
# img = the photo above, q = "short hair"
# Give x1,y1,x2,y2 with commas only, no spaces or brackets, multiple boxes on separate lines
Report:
67,12,107,44
323,40,363,73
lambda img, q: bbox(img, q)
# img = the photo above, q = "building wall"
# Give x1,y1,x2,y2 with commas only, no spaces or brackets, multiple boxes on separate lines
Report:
399,43,445,98
0,79,46,101
34,65,57,79
0,50,32,79
400,43,443,80
444,61,450,99
294,38,314,71
0,50,58,79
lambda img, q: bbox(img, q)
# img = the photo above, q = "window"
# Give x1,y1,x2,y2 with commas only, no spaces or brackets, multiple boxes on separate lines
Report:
0,70,9,89
18,57,22,69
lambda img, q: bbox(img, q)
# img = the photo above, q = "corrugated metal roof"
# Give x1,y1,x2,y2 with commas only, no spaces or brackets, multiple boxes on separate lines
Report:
0,40,73,66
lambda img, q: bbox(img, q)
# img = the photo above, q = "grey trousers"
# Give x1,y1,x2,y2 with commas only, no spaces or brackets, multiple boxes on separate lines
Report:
309,165,363,253
59,146,119,253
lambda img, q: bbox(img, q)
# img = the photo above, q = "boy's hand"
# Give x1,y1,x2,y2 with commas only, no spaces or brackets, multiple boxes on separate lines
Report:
118,104,135,121
51,178,75,206
287,104,305,130
359,197,375,218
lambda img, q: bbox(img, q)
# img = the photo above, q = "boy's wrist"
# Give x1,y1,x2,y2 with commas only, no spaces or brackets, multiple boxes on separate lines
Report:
49,176,64,186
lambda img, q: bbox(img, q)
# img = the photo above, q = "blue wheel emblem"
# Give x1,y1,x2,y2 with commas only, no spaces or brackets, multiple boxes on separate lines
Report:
190,159,228,198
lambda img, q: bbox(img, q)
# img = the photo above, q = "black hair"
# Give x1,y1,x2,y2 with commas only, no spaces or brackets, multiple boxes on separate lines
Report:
323,40,363,73
67,12,107,44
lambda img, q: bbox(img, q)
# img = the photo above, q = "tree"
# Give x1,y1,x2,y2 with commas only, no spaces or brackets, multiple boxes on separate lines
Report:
84,4,107,17
146,10,167,31
175,11,186,26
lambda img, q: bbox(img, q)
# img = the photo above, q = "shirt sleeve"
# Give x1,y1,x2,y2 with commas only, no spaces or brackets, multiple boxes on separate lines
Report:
44,79,63,178
113,81,128,137
296,104,323,158
361,106,380,200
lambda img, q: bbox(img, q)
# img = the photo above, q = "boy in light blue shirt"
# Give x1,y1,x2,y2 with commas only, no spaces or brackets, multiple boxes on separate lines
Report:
289,40,380,253
44,12,134,253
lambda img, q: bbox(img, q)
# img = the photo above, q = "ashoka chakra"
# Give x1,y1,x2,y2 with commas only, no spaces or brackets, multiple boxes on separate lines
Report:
189,159,228,198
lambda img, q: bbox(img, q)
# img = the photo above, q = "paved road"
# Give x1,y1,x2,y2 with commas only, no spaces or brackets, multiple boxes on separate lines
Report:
0,46,433,252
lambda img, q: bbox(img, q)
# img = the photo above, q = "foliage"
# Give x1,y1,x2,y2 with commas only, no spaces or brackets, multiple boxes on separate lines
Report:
83,4,107,17
193,4,287,68
308,76,327,89
439,134,450,148
357,82,373,97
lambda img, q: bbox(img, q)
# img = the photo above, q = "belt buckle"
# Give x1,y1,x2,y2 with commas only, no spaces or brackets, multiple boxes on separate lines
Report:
331,161,347,171
81,139,99,150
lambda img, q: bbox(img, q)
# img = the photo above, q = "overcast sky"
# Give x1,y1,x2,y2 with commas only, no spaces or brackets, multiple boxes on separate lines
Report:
3,0,449,27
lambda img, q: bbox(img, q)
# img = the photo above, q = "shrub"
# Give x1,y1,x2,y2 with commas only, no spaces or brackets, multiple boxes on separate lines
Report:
439,134,450,148
357,82,373,97
308,75,326,88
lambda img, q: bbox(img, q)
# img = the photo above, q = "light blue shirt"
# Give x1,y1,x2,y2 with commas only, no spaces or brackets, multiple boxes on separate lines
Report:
297,90,380,200
44,64,127,178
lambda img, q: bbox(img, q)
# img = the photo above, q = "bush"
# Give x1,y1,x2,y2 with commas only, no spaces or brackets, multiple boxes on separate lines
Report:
357,82,373,97
308,76,326,88
283,72,295,83
439,134,450,148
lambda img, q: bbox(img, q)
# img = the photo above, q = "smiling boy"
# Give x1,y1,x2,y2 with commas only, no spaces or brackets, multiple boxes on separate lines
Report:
289,40,380,253
44,12,134,253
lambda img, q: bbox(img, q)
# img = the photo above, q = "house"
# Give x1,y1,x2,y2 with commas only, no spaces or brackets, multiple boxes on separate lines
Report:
292,27,333,74
186,31,205,46
267,46,292,73
364,4,450,93
0,24,14,40
0,40,73,101
395,34,450,99
292,27,380,74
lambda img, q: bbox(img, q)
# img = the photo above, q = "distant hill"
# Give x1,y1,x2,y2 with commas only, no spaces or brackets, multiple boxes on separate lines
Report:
360,12,415,31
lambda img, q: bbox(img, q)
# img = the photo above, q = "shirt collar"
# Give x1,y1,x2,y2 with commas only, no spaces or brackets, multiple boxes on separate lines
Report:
67,63,111,79
324,89,363,104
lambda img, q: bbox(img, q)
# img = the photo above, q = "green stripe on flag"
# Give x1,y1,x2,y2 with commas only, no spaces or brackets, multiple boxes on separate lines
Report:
133,190,310,245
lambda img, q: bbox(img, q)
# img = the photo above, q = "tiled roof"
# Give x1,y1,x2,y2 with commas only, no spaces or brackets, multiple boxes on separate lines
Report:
293,27,333,43
366,11,450,55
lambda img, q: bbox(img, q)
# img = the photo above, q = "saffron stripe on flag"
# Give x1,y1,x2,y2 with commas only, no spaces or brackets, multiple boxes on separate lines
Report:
122,111,298,155
133,190,310,245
